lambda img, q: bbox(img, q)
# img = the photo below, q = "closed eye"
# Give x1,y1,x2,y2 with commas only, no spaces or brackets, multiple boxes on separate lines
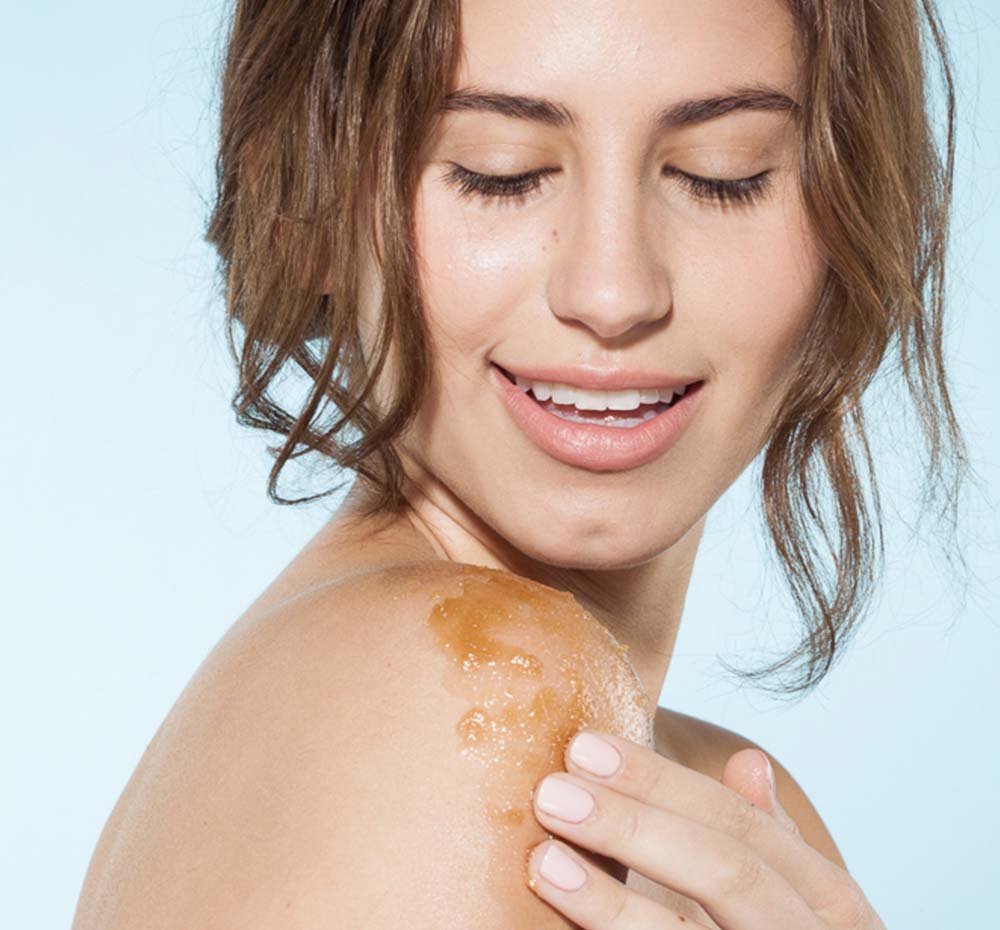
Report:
440,162,774,209
663,167,774,207
441,164,558,207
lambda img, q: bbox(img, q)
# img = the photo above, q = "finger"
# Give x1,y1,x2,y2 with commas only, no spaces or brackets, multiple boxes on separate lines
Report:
533,772,825,930
721,748,802,838
564,731,845,908
526,839,716,930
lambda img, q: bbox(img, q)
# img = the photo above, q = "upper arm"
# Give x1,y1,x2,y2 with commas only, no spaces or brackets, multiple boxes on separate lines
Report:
77,561,654,930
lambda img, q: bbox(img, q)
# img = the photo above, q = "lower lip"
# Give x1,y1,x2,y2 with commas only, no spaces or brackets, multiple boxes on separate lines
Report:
490,364,703,472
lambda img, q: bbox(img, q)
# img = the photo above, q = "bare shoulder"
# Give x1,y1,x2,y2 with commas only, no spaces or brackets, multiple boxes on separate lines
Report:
658,707,848,870
74,560,654,930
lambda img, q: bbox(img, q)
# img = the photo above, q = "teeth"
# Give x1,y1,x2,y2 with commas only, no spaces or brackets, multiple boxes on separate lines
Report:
551,385,576,405
513,374,680,410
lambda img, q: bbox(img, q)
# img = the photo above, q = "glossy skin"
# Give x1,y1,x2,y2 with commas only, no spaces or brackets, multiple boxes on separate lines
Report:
71,524,855,929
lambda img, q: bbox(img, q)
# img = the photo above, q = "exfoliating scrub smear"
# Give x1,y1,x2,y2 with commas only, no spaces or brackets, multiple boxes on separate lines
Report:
400,562,655,913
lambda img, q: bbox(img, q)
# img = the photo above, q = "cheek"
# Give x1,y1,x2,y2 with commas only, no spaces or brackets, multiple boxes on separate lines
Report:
413,186,547,348
691,195,825,388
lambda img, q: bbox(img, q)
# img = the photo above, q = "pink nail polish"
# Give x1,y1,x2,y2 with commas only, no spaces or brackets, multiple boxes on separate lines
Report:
539,844,587,891
569,731,622,777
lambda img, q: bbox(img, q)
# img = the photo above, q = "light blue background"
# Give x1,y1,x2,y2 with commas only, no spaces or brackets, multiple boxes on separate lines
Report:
1,2,996,927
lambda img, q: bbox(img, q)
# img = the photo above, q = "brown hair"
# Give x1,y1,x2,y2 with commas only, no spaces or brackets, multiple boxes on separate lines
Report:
204,0,970,697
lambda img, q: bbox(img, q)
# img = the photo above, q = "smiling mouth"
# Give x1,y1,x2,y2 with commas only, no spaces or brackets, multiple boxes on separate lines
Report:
495,364,697,429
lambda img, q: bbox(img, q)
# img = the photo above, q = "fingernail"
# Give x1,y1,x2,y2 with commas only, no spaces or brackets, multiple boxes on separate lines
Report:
568,731,622,777
536,775,595,822
538,844,587,891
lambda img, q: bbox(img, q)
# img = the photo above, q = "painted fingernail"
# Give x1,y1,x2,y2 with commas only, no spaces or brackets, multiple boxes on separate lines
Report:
539,843,587,891
536,775,595,822
569,731,622,777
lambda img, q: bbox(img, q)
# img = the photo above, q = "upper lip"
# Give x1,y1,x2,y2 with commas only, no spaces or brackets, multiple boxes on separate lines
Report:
493,362,702,393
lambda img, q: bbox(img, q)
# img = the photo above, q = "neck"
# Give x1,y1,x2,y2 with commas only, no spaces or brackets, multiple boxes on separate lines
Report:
338,465,705,707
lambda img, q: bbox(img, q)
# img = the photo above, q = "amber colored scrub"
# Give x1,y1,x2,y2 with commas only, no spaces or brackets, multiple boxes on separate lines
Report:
408,563,654,907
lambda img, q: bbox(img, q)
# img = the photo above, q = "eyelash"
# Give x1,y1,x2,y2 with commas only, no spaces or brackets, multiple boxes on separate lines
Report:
441,163,773,209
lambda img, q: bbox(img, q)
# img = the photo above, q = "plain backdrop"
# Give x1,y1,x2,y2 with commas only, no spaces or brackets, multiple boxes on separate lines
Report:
2,2,997,927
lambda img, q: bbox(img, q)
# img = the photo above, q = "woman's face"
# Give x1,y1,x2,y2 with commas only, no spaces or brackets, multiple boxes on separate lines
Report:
362,0,827,571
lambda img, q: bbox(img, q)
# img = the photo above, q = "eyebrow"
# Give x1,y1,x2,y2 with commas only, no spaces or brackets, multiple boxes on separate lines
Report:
438,84,800,131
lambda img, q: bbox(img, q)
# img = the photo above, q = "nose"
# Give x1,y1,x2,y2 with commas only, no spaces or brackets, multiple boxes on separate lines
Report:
546,177,672,341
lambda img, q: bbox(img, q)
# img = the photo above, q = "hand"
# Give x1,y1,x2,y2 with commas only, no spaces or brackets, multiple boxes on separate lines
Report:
525,728,885,929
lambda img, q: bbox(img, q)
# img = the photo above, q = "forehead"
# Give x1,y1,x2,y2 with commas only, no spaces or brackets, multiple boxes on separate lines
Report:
454,0,801,129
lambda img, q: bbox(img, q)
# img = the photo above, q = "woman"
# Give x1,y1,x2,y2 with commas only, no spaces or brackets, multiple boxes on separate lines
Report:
73,0,968,927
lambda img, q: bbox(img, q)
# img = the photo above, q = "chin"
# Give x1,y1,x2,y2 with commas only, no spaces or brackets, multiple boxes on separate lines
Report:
501,512,692,572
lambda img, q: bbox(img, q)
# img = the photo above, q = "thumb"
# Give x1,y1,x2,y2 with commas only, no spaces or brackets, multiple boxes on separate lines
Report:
721,748,801,838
